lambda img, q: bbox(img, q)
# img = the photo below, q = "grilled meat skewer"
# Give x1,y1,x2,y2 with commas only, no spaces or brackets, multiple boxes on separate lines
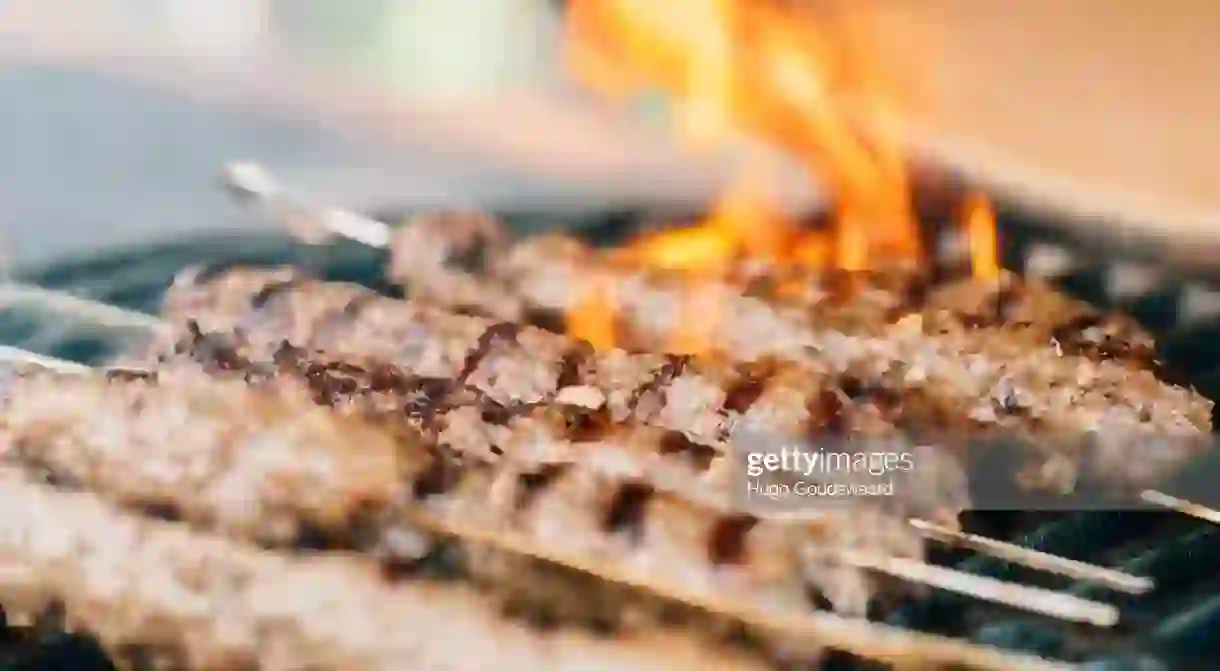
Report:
167,331,1150,597
489,233,1158,368
1,356,1121,630
0,466,785,671
220,164,1154,370
178,325,971,527
0,358,932,620
359,212,1156,371
151,267,1212,495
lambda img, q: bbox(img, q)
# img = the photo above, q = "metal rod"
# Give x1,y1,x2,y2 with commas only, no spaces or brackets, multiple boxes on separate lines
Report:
909,519,1152,595
1141,490,1220,526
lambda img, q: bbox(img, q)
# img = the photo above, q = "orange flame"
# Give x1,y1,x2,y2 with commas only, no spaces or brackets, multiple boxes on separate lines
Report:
567,277,619,351
564,0,999,349
964,193,1000,281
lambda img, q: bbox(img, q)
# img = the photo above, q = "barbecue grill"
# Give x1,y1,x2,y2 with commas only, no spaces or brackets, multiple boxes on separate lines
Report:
1,185,1219,670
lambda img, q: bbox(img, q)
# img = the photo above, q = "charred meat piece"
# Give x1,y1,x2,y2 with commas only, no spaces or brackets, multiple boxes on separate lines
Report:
149,267,1213,495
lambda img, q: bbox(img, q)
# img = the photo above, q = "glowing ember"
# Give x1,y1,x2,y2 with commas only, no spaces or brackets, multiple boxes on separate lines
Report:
563,0,1001,348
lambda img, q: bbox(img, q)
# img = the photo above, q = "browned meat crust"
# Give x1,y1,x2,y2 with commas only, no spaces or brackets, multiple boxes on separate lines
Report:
0,466,778,671
0,359,928,622
149,266,1213,495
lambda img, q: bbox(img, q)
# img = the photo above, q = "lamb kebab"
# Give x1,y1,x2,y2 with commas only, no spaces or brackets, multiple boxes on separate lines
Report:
484,230,1159,368
0,356,1117,666
219,164,1157,372
186,325,972,526
148,266,1213,496
113,327,1151,594
0,465,794,671
0,351,957,620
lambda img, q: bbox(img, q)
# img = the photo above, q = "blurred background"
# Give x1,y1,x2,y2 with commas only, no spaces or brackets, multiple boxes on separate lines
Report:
3,0,804,268
2,0,1219,270
0,0,562,266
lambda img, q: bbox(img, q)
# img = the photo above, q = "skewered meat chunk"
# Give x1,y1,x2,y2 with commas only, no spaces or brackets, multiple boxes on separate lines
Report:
172,327,972,527
386,211,524,321
0,360,408,547
149,266,1213,495
0,359,931,619
380,216,1158,370
0,462,1063,671
0,466,779,671
494,234,1159,370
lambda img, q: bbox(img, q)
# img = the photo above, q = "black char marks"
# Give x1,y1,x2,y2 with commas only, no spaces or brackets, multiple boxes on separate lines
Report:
104,368,157,383
565,407,617,443
457,322,524,384
627,355,692,413
250,277,306,310
708,514,758,565
480,400,538,427
557,340,595,389
514,464,569,511
180,321,252,372
721,359,780,415
523,306,568,335
658,431,717,471
271,341,309,370
602,482,656,541
1051,313,1158,369
301,361,362,406
811,388,847,432
412,455,465,500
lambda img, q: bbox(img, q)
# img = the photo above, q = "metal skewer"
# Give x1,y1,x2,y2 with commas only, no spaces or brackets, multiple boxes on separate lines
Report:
1140,490,1220,526
222,161,393,248
908,519,1152,595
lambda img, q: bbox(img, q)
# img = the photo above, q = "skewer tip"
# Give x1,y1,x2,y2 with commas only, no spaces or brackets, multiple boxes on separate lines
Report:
908,519,1153,595
220,161,281,201
1141,490,1220,525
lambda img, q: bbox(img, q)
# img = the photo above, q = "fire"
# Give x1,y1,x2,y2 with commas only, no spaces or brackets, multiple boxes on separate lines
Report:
963,193,1000,281
563,0,1000,350
567,277,619,351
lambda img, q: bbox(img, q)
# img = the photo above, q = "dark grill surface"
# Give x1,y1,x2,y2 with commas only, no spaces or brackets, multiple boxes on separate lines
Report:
4,204,1220,671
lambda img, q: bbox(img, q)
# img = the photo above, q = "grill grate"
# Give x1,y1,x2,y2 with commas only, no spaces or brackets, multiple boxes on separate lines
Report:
3,201,1220,670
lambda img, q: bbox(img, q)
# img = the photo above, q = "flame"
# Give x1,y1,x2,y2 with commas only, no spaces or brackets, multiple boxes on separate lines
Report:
564,0,999,349
568,277,619,351
964,193,999,281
